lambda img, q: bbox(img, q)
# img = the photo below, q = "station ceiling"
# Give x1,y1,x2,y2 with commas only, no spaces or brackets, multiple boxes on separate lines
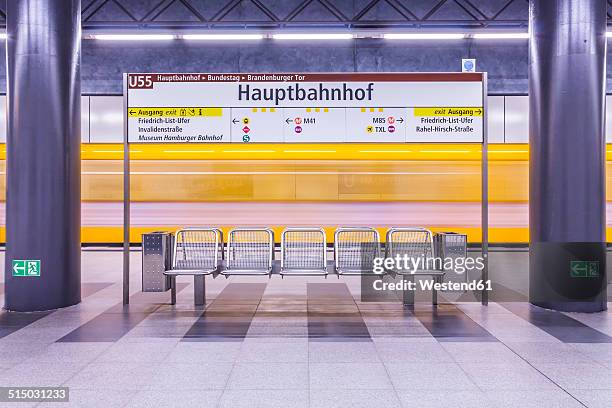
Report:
0,1,610,31
0,0,539,30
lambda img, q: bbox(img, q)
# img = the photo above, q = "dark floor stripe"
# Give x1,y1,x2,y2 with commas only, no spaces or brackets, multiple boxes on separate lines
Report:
81,282,114,297
412,305,497,342
58,283,188,342
0,283,116,339
182,283,267,342
0,311,52,338
502,302,612,343
307,283,371,341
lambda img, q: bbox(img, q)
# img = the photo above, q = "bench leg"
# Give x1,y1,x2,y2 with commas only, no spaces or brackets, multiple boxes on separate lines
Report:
402,275,415,307
170,276,177,305
432,276,438,306
194,275,205,306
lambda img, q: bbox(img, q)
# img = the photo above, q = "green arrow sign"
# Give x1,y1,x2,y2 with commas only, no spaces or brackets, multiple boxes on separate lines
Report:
570,261,599,278
12,260,41,277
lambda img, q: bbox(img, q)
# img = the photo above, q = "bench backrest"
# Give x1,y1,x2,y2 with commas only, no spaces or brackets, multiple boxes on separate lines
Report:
281,228,327,270
334,227,381,273
172,228,221,270
226,228,274,271
385,228,435,267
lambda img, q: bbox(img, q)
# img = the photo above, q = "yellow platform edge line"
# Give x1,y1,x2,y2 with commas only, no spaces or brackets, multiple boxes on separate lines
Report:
0,225,601,244
0,143,608,161
0,226,534,244
65,143,532,161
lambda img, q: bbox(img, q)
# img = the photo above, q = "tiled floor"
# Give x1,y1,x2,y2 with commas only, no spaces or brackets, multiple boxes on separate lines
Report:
0,249,611,407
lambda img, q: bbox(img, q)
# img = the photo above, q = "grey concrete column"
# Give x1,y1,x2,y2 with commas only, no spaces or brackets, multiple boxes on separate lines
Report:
4,0,81,311
529,0,607,312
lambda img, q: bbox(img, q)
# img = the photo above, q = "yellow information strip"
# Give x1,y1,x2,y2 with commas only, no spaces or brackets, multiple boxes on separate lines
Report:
127,107,223,117
414,107,483,117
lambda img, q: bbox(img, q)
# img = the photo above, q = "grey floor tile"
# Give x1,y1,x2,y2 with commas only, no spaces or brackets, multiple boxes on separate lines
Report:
459,362,558,390
484,390,585,408
310,389,401,408
534,362,612,390
505,341,597,364
0,343,48,365
440,342,523,363
65,362,159,390
40,389,137,408
568,343,612,364
125,389,222,408
165,341,242,363
95,342,176,363
144,362,233,390
237,341,308,363
396,390,491,408
219,389,309,408
241,335,309,344
375,340,454,363
308,341,381,363
385,362,478,390
569,389,612,408
309,363,393,390
227,363,309,390
0,362,87,387
25,342,113,364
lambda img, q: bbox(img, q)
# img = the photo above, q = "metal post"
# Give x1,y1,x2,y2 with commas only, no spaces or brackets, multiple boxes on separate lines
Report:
402,276,415,307
123,74,130,305
481,73,489,306
194,275,205,306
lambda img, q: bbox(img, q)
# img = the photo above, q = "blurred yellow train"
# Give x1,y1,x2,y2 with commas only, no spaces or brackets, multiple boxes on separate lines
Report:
0,143,610,244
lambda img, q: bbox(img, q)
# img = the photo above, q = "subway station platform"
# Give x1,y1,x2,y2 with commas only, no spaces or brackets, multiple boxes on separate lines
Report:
0,249,611,408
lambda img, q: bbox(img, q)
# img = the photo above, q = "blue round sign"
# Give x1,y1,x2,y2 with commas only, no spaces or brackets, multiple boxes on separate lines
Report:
463,60,474,72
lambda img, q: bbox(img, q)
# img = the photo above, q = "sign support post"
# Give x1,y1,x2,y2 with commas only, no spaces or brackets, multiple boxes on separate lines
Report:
481,73,489,306
123,73,130,305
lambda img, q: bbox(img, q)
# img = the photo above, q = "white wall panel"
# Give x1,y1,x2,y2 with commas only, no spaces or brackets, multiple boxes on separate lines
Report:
0,96,6,142
606,95,612,143
504,95,529,143
90,96,123,143
487,96,504,143
0,96,87,143
2,94,608,145
81,96,90,143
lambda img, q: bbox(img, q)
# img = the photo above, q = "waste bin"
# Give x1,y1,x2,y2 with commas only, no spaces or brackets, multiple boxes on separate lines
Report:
434,232,468,286
142,232,173,292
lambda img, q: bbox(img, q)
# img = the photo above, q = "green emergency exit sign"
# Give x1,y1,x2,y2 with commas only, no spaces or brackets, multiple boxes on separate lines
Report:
12,260,41,277
570,261,599,278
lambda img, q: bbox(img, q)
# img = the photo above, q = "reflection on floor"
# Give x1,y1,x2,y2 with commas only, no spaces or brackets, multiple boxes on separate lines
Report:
0,249,611,407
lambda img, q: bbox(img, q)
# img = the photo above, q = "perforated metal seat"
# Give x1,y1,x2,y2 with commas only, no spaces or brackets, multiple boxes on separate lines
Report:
385,228,443,276
221,228,274,276
163,228,221,305
334,227,381,276
280,228,327,277
385,227,444,305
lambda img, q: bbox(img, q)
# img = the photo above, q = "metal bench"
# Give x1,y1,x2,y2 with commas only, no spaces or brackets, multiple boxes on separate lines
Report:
334,227,382,276
221,228,274,277
164,228,221,306
280,227,328,277
385,227,445,305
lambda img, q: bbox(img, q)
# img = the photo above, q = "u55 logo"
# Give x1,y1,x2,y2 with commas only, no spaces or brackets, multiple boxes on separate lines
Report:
128,75,153,89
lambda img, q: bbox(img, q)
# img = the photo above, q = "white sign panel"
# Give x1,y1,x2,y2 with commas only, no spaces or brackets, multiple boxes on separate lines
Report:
126,73,485,143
